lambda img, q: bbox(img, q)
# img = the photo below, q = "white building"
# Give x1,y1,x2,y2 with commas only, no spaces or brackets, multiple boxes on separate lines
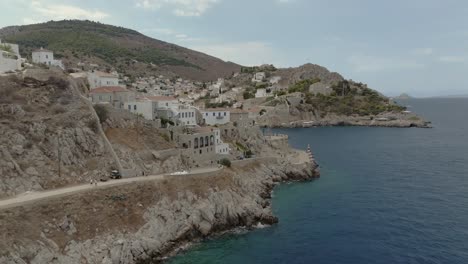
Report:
32,47,64,69
125,96,197,126
175,107,197,126
213,128,230,155
90,86,135,109
255,88,271,98
0,40,22,73
87,71,120,89
201,109,231,126
125,98,157,120
252,72,266,83
269,76,282,84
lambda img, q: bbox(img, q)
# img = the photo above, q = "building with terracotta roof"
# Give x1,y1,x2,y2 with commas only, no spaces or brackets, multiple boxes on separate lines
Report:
90,86,135,109
32,47,64,70
87,70,121,89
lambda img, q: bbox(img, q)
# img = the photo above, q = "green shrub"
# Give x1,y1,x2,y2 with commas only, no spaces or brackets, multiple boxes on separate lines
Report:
288,78,321,94
93,104,108,123
220,158,231,167
243,91,255,99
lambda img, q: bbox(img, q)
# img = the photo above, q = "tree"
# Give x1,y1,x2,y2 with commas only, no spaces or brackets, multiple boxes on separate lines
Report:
220,158,231,167
93,105,108,123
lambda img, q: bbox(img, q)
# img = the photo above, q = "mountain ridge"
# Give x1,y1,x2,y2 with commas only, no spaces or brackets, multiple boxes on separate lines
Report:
0,20,241,81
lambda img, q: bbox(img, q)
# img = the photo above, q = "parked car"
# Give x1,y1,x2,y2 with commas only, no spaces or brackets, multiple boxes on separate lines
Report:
110,170,122,179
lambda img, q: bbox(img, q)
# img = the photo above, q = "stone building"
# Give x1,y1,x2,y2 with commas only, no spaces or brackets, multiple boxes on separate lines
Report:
230,109,254,127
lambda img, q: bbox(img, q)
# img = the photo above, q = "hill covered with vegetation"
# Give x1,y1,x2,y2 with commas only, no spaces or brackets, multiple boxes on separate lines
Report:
0,20,240,80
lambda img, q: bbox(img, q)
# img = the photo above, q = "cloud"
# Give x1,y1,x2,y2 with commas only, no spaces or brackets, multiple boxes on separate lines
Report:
348,54,425,73
136,0,219,17
27,0,109,21
413,48,433,56
438,56,465,63
189,41,281,66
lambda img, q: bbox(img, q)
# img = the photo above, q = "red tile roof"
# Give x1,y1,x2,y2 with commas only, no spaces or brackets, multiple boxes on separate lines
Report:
146,96,177,101
90,86,129,94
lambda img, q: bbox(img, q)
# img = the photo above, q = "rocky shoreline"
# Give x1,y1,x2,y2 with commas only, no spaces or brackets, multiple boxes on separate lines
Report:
0,158,319,264
274,118,432,129
151,161,320,264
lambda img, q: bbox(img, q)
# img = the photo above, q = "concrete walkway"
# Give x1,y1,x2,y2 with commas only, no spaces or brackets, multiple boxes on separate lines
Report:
0,166,221,210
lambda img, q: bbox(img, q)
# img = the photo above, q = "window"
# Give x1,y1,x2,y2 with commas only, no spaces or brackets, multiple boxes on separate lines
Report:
213,113,215,117
194,138,199,149
46,55,48,59
134,105,137,110
210,136,214,146
99,95,102,100
206,113,208,117
205,136,209,147
128,105,131,110
224,112,226,116
200,137,204,147
200,150,202,154
166,103,169,107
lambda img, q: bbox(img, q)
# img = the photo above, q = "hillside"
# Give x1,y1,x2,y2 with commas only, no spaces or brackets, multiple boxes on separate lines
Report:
0,70,183,198
0,20,240,81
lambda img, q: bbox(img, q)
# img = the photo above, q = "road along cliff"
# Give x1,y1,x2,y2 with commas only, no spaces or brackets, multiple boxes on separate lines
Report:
0,157,319,264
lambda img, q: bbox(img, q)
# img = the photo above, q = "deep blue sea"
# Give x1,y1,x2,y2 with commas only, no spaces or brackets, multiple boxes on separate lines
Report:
170,98,468,264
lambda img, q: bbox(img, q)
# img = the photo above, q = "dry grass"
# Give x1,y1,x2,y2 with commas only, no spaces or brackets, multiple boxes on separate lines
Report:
106,127,175,151
0,169,240,254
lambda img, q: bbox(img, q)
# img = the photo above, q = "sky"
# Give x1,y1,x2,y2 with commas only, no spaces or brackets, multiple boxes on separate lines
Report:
1,0,468,97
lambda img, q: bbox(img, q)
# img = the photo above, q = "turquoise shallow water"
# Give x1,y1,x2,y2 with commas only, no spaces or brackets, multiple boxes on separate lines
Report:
169,98,468,264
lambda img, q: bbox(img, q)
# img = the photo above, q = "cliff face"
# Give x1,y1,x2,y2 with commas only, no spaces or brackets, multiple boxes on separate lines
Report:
0,159,318,264
0,71,191,198
0,72,113,198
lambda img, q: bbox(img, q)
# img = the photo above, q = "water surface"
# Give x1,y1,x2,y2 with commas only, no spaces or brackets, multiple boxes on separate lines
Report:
170,98,468,264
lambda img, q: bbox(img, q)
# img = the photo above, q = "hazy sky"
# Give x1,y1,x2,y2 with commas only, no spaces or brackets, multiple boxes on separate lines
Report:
1,0,468,97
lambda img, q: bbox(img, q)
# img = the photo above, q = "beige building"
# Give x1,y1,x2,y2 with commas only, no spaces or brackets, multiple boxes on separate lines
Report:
87,71,120,89
176,127,218,166
230,109,255,127
90,86,135,109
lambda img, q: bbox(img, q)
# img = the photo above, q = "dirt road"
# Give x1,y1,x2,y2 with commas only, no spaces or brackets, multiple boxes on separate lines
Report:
0,166,221,210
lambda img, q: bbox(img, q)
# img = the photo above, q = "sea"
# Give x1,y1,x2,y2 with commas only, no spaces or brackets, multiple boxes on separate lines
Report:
169,98,468,264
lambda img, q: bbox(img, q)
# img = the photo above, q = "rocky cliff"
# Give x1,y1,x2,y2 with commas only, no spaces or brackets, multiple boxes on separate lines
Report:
0,71,184,199
0,158,318,264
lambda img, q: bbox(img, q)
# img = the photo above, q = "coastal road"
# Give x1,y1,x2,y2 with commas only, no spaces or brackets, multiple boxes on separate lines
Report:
0,166,222,210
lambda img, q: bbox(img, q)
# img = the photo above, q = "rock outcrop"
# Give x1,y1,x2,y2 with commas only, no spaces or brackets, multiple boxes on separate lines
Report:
0,159,319,264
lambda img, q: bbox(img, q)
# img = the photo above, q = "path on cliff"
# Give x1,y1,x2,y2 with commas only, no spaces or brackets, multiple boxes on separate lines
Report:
0,166,221,210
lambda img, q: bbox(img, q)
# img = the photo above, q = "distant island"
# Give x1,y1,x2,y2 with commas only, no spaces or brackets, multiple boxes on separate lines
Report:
394,93,413,100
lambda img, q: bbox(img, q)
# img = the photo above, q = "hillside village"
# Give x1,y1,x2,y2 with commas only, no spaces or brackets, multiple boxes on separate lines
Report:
1,38,429,179
0,21,432,264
